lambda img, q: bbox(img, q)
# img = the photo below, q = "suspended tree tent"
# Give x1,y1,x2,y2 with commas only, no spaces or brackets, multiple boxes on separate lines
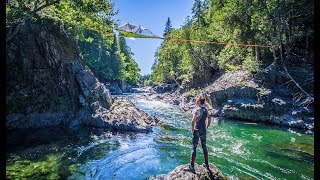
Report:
116,23,162,39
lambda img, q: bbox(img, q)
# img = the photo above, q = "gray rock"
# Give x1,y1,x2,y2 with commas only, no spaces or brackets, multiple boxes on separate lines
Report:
255,62,284,88
74,61,112,110
156,163,226,180
6,112,66,129
121,82,133,93
85,97,159,132
202,66,314,130
105,82,122,94
153,84,175,93
273,85,293,97
172,99,180,105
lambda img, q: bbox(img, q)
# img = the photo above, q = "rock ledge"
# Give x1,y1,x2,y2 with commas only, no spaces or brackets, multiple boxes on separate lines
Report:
156,163,227,180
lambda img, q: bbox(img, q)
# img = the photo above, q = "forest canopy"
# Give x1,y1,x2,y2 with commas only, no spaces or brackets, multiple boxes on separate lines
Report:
150,0,313,88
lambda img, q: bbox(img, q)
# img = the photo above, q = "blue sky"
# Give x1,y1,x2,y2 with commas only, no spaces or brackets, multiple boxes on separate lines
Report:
113,0,194,75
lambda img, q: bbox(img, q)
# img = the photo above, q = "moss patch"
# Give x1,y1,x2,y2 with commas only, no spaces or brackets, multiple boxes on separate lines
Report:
6,154,62,179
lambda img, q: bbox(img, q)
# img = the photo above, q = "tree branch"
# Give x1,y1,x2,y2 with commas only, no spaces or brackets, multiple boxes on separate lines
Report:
32,0,60,13
6,0,60,43
283,66,313,103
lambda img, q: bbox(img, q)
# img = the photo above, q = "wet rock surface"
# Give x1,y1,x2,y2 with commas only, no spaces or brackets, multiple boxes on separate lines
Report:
85,97,159,132
156,163,226,180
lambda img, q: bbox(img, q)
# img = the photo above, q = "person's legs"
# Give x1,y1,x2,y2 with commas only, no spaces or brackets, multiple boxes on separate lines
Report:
190,131,200,167
200,132,209,166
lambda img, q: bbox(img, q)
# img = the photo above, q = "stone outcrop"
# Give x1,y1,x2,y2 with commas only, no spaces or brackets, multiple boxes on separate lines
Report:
105,82,123,95
153,84,176,94
6,18,158,132
6,18,87,129
156,163,226,180
205,66,313,130
206,65,313,130
73,61,112,110
121,82,134,93
86,97,159,132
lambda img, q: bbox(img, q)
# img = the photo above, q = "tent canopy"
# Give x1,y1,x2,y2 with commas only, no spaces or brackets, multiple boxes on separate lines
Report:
116,23,162,39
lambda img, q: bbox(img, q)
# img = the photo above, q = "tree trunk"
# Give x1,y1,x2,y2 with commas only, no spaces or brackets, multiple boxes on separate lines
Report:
252,46,256,58
256,46,261,62
276,14,283,65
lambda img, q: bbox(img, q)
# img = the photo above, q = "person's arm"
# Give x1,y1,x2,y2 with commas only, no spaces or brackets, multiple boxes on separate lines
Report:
192,116,196,133
206,116,212,129
192,109,199,133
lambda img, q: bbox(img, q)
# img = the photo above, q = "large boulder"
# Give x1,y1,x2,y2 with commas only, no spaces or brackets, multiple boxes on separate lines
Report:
156,163,226,180
105,82,122,95
73,61,112,110
85,97,159,132
205,70,259,107
203,67,314,130
121,82,133,93
153,84,175,93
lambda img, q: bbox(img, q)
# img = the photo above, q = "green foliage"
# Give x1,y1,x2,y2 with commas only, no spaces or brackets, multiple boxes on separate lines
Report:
78,32,122,82
188,88,198,98
243,56,261,73
78,33,140,86
150,0,313,88
140,74,153,86
225,64,238,72
118,36,141,85
6,0,116,36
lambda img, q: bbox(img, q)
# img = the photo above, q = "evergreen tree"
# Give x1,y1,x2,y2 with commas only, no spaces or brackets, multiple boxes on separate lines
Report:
191,0,205,27
163,17,173,37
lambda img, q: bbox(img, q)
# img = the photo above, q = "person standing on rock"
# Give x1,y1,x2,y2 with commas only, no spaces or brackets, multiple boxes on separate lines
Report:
187,95,212,171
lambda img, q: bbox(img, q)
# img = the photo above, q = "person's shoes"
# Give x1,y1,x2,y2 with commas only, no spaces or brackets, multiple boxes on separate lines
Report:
184,164,195,172
203,163,210,170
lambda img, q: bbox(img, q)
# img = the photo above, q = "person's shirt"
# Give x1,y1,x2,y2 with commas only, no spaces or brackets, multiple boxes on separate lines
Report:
194,105,210,121
193,105,208,131
194,103,213,118
193,106,202,123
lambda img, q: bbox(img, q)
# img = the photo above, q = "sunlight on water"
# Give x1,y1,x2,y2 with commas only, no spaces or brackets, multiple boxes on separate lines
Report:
6,94,314,179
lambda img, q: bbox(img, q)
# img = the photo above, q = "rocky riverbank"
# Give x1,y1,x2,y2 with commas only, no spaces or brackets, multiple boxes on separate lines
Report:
137,64,314,131
155,163,226,180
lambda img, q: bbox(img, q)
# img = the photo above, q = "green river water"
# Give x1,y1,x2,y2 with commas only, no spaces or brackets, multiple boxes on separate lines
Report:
6,95,314,179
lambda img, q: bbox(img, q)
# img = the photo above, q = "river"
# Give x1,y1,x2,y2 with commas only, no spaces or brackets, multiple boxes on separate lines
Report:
6,94,314,179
